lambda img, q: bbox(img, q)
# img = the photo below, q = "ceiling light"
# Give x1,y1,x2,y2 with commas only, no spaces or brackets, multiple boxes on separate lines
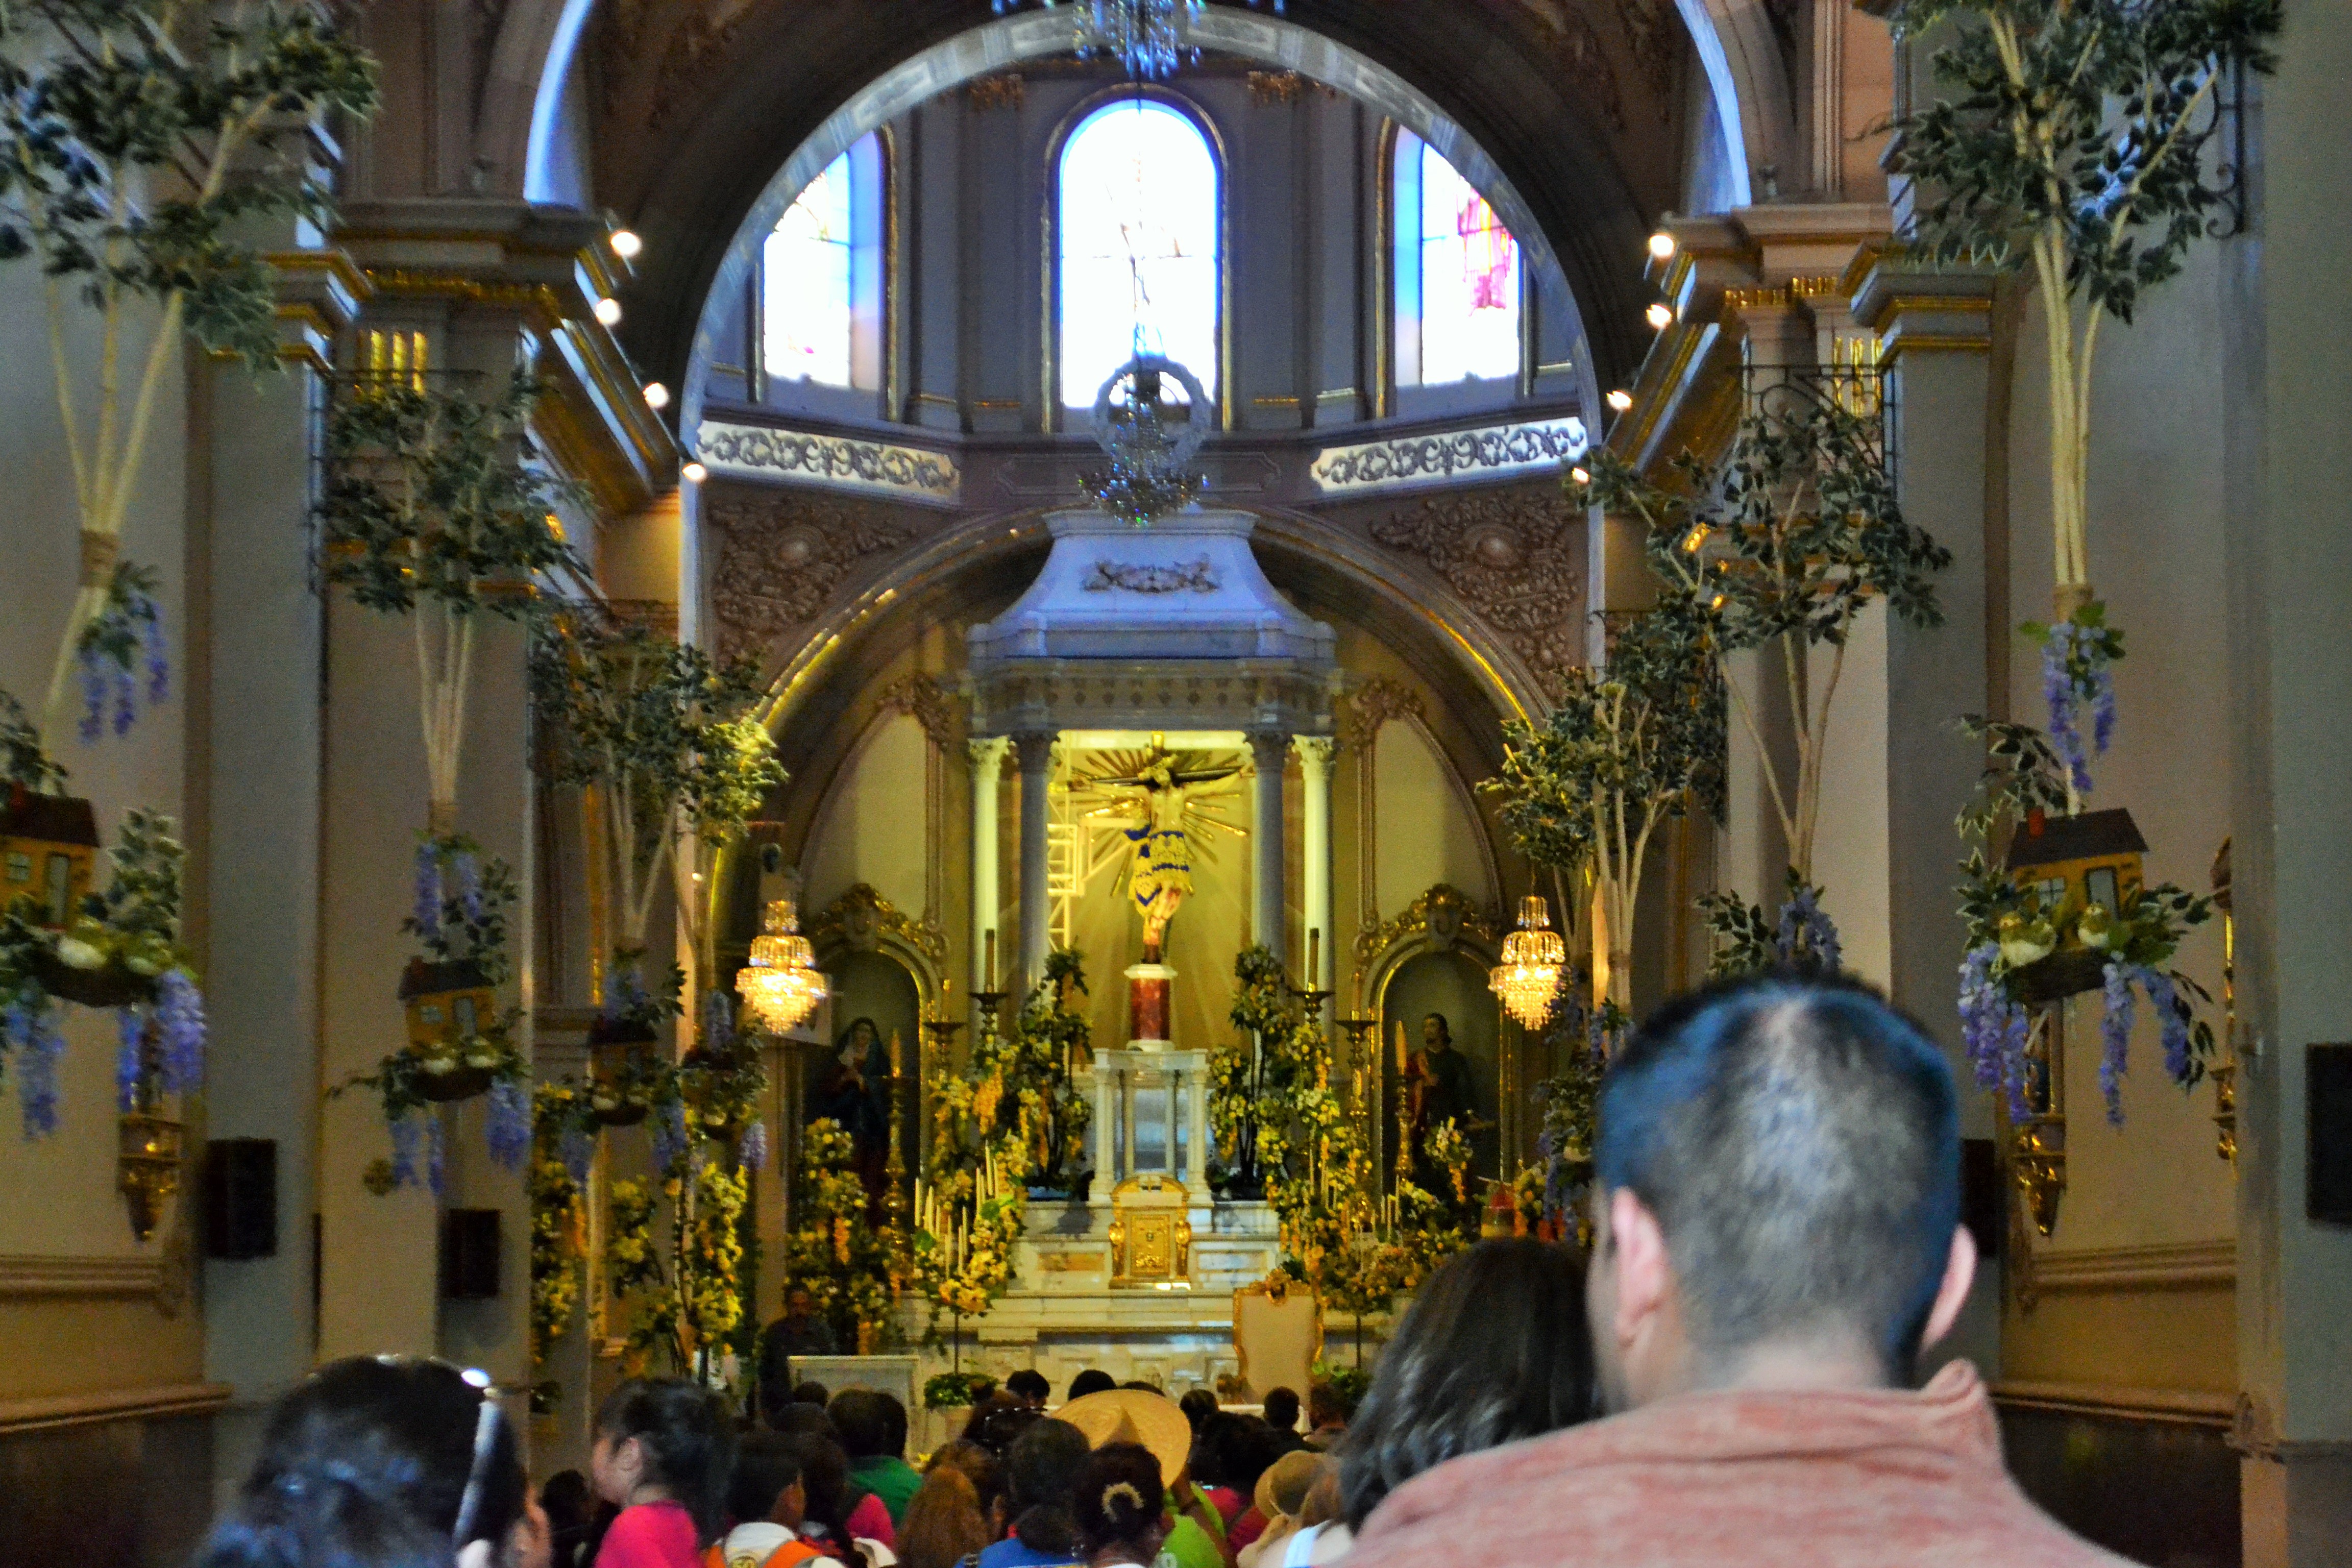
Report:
643,382,670,410
592,297,622,327
1648,231,1676,261
1646,303,1675,330
681,462,708,484
610,229,643,259
1606,389,1634,412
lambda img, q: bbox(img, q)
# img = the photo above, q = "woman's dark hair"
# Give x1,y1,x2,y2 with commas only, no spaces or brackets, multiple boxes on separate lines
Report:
899,1466,990,1568
829,1388,903,1460
794,1381,832,1408
771,1403,839,1440
969,1401,1042,1459
1177,1389,1217,1433
1260,1388,1300,1433
1066,1369,1116,1402
925,1439,1007,1519
727,1433,804,1525
1005,1370,1051,1405
540,1471,592,1568
1337,1238,1596,1529
959,1392,1019,1444
781,1431,854,1552
1002,1417,1092,1555
192,1357,527,1568
1188,1411,1262,1490
1071,1443,1166,1557
595,1377,737,1546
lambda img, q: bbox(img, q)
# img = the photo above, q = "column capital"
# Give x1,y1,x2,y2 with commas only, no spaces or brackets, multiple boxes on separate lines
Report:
1292,734,1338,773
1247,728,1291,766
1011,729,1058,772
968,734,1012,771
1849,260,2002,362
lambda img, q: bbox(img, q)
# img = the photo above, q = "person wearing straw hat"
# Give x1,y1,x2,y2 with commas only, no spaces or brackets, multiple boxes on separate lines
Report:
1235,1451,1321,1568
1052,1390,1230,1568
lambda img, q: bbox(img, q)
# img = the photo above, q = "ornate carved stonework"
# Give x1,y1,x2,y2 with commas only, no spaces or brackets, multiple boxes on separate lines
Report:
1514,1,1628,133
1614,0,1682,109
1370,487,1587,693
1083,558,1220,595
1309,418,1588,496
649,4,749,130
1354,883,1500,970
967,73,1027,112
807,882,948,965
699,420,961,504
707,493,916,662
876,674,963,749
1341,676,1425,753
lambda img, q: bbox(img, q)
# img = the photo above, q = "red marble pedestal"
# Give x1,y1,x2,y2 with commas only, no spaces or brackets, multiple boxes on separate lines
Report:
1125,963,1175,1047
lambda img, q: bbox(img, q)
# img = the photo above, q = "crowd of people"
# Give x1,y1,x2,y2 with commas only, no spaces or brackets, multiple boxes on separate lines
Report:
187,976,2130,1568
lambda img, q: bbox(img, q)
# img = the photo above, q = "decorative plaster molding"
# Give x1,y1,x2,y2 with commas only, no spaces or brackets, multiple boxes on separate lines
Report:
876,674,964,750
706,493,916,662
2028,1239,2236,1293
0,1253,165,1298
1341,677,1425,754
1370,487,1587,692
807,882,949,966
698,420,961,506
1083,558,1220,595
1309,417,1588,497
0,1381,233,1437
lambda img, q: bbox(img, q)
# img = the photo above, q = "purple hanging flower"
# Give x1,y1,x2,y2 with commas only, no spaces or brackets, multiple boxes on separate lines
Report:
560,1120,597,1184
2098,960,2135,1127
1775,884,1842,974
155,970,206,1095
389,1112,423,1190
455,852,484,926
2139,966,2192,1083
412,844,443,942
703,989,734,1051
651,1099,689,1173
426,1114,448,1197
77,655,106,746
1957,944,2032,1122
2043,628,2094,796
143,612,169,705
116,1008,147,1113
739,1118,769,1174
486,1076,531,1170
17,1008,65,1139
111,665,135,738
2090,665,2117,755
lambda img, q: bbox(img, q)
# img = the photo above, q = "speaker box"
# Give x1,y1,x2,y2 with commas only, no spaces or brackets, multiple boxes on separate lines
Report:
2310,1044,2352,1226
441,1209,503,1300
205,1139,278,1260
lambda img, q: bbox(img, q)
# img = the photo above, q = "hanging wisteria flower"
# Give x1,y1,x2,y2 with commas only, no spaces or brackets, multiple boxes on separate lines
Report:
651,1098,690,1173
144,613,169,705
2098,960,2136,1128
412,843,443,943
739,1118,768,1174
77,657,106,745
389,1112,424,1190
455,852,484,926
2137,965,2193,1084
116,1009,146,1113
16,1007,65,1138
1774,881,1843,974
560,1119,597,1184
703,989,734,1051
111,666,135,738
426,1115,448,1197
155,970,206,1094
2042,631,2094,796
486,1076,531,1170
1957,944,2032,1121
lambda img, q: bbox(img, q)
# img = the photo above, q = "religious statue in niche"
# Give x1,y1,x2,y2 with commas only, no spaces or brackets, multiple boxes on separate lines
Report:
1400,1013,1485,1197
1072,741,1244,964
811,1016,892,1219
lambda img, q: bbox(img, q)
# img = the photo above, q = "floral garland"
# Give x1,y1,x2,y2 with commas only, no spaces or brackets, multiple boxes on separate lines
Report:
528,1084,587,1412
914,996,1035,1324
782,1118,895,1348
1217,947,1352,1260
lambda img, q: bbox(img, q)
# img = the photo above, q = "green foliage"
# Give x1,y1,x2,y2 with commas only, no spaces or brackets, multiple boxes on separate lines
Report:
322,378,582,619
1954,717,2074,843
1310,1360,1372,1408
406,835,519,984
1697,869,1842,980
0,692,64,794
0,0,379,366
1886,0,2280,328
785,1118,895,1346
923,1370,997,1410
996,949,1092,1192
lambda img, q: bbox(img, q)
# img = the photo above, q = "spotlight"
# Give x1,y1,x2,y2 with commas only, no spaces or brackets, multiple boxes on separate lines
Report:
1606,389,1634,412
1648,231,1676,261
1570,466,1591,486
593,297,623,327
643,382,671,410
610,229,643,259
1646,303,1675,330
682,461,708,484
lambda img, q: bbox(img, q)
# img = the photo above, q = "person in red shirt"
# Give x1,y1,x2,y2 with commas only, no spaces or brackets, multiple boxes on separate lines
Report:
593,1378,737,1568
1347,976,2130,1568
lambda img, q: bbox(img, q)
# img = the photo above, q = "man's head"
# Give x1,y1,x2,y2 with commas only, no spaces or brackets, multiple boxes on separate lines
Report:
1067,1369,1116,1403
1420,1013,1450,1050
1587,975,1977,1412
1007,1370,1051,1409
828,1388,903,1460
1261,1387,1301,1434
728,1433,808,1528
1305,1381,1352,1432
786,1287,815,1320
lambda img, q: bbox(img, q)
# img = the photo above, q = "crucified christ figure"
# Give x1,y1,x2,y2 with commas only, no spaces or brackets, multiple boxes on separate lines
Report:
1081,744,1244,962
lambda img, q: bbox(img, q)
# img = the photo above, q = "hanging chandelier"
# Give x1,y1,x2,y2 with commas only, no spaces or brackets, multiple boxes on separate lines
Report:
992,0,1284,82
1491,895,1566,1031
738,898,828,1034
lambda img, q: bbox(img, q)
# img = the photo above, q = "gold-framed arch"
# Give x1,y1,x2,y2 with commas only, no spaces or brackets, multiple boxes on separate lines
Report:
1352,883,1502,1019
806,883,949,1012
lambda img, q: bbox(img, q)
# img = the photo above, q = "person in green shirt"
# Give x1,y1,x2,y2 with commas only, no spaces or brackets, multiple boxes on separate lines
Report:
832,1388,923,1527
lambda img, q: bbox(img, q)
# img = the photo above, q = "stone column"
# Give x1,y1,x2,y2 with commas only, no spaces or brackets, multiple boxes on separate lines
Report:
1249,730,1288,958
1295,738,1336,991
1091,1058,1116,1206
1184,1063,1209,1191
969,737,1010,997
1013,730,1056,991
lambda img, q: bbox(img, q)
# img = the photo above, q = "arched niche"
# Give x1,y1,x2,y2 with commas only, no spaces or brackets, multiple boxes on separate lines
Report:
1378,946,1507,1193
806,883,944,1218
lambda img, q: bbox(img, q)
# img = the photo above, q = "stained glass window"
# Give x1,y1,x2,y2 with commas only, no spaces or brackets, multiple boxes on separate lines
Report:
1396,130,1523,386
1059,100,1221,410
764,150,854,387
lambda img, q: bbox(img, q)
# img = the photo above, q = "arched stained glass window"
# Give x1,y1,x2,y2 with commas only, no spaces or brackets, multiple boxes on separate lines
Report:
763,135,883,391
1395,130,1523,387
1059,99,1221,410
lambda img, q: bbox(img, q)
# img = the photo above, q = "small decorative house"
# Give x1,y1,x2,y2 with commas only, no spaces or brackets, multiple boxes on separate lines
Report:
1,788,99,929
399,957,496,1051
2005,807,2148,929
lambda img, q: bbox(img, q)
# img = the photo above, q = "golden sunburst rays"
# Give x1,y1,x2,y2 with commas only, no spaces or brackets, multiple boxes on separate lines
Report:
1067,744,1247,878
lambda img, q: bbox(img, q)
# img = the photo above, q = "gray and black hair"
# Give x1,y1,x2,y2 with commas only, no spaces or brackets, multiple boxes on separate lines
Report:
1595,973,1962,1380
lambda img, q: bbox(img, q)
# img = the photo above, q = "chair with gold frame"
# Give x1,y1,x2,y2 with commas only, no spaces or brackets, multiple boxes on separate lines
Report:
1228,1271,1321,1403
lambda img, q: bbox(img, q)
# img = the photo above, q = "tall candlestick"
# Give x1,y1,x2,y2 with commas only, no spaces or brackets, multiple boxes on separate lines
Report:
985,930,997,993
1308,928,1320,988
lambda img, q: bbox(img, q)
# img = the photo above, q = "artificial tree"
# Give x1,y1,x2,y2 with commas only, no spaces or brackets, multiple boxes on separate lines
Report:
1576,393,1949,963
1487,592,1725,1011
1886,0,2280,794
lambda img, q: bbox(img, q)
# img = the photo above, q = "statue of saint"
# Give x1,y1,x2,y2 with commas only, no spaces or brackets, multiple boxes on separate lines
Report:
812,1016,891,1217
1074,741,1244,962
1399,1012,1485,1196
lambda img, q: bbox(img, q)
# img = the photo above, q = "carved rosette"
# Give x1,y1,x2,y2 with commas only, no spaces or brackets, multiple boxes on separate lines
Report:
706,492,916,664
1369,486,1588,695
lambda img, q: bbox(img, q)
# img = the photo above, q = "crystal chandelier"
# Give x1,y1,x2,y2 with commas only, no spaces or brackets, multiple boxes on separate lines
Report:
1087,354,1208,525
1491,895,1566,1031
738,898,829,1034
992,0,1284,82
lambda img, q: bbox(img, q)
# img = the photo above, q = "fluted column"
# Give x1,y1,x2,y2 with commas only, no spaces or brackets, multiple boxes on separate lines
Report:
1014,729,1056,992
1295,738,1336,991
1250,729,1288,958
969,737,1010,997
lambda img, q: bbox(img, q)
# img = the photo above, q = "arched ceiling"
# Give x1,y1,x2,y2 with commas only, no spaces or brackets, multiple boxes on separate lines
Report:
585,0,1701,396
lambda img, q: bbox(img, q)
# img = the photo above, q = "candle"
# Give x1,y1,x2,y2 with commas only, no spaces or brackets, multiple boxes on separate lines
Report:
985,930,997,993
1308,929,1320,988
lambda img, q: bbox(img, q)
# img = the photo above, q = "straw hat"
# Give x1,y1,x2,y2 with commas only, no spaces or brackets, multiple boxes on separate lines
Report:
1054,1389,1195,1486
1254,1450,1322,1521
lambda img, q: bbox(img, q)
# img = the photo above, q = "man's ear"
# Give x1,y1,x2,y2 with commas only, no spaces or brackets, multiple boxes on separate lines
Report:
1921,1223,1979,1352
1608,1187,1670,1348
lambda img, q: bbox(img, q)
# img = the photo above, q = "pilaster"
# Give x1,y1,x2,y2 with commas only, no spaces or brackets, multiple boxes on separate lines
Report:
1249,730,1289,959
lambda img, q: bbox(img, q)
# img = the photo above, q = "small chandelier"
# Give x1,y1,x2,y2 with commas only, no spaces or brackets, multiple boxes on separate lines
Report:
738,899,828,1034
993,0,1284,82
1491,895,1566,1031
